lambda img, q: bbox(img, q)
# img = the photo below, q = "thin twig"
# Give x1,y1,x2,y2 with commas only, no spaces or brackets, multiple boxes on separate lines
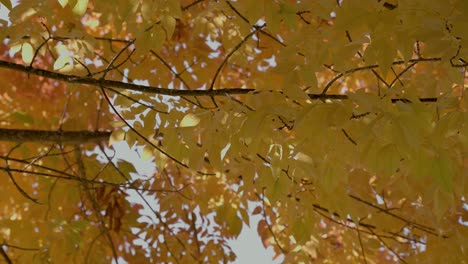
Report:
0,166,183,193
345,30,390,88
321,58,441,94
260,190,286,254
388,62,417,88
348,194,441,236
190,212,202,257
74,145,119,261
101,40,135,79
225,1,250,24
105,87,169,114
341,128,357,145
150,50,206,109
356,223,368,264
100,86,189,168
181,0,205,11
365,227,408,264
4,168,40,203
209,25,264,90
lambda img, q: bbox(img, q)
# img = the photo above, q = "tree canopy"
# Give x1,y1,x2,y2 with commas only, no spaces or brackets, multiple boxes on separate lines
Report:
0,0,467,263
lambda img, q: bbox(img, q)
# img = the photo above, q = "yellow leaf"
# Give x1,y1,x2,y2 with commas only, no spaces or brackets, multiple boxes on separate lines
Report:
216,204,243,237
180,113,200,127
72,0,88,16
9,43,22,55
141,145,153,161
0,0,12,10
53,55,71,70
155,151,168,170
376,144,401,176
265,3,280,33
161,15,176,40
21,43,34,64
432,152,455,192
109,130,125,146
57,0,68,8
165,0,182,18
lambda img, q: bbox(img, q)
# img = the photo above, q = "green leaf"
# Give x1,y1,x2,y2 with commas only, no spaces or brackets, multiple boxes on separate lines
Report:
12,111,34,125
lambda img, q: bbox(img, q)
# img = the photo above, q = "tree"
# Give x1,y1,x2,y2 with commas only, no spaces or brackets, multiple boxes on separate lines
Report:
0,0,466,262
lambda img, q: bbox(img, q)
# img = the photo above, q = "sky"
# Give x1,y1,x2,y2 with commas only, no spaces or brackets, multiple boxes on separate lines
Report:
104,142,281,264
0,2,281,263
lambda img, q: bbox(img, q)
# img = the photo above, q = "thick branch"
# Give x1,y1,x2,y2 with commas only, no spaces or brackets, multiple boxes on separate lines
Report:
0,60,439,102
0,128,110,143
0,246,12,264
0,59,254,96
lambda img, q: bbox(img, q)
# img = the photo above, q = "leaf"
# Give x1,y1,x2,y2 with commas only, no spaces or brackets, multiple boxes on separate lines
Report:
264,3,280,33
376,144,401,176
12,111,34,125
216,203,243,238
180,113,200,127
431,152,455,192
410,149,433,180
165,0,182,18
53,55,72,70
117,160,137,175
72,0,88,16
109,130,125,146
140,145,153,161
135,25,165,56
348,90,382,112
291,213,313,244
161,15,176,40
228,214,243,237
279,2,297,29
21,42,34,64
57,0,68,8
1,1,466,262
433,189,453,221
0,0,12,10
251,206,262,215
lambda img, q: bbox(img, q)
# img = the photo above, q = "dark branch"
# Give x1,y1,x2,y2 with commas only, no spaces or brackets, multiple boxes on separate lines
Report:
348,194,443,237
209,25,263,90
0,246,12,264
321,58,442,94
181,0,205,11
0,60,439,102
0,128,110,143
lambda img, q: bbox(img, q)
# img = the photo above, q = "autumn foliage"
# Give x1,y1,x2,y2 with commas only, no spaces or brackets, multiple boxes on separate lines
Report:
0,0,467,263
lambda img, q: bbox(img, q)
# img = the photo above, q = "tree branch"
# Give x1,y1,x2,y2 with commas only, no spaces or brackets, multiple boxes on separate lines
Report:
0,246,12,264
0,128,110,143
321,57,441,94
0,60,439,102
73,146,119,261
0,59,255,96
181,0,205,11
